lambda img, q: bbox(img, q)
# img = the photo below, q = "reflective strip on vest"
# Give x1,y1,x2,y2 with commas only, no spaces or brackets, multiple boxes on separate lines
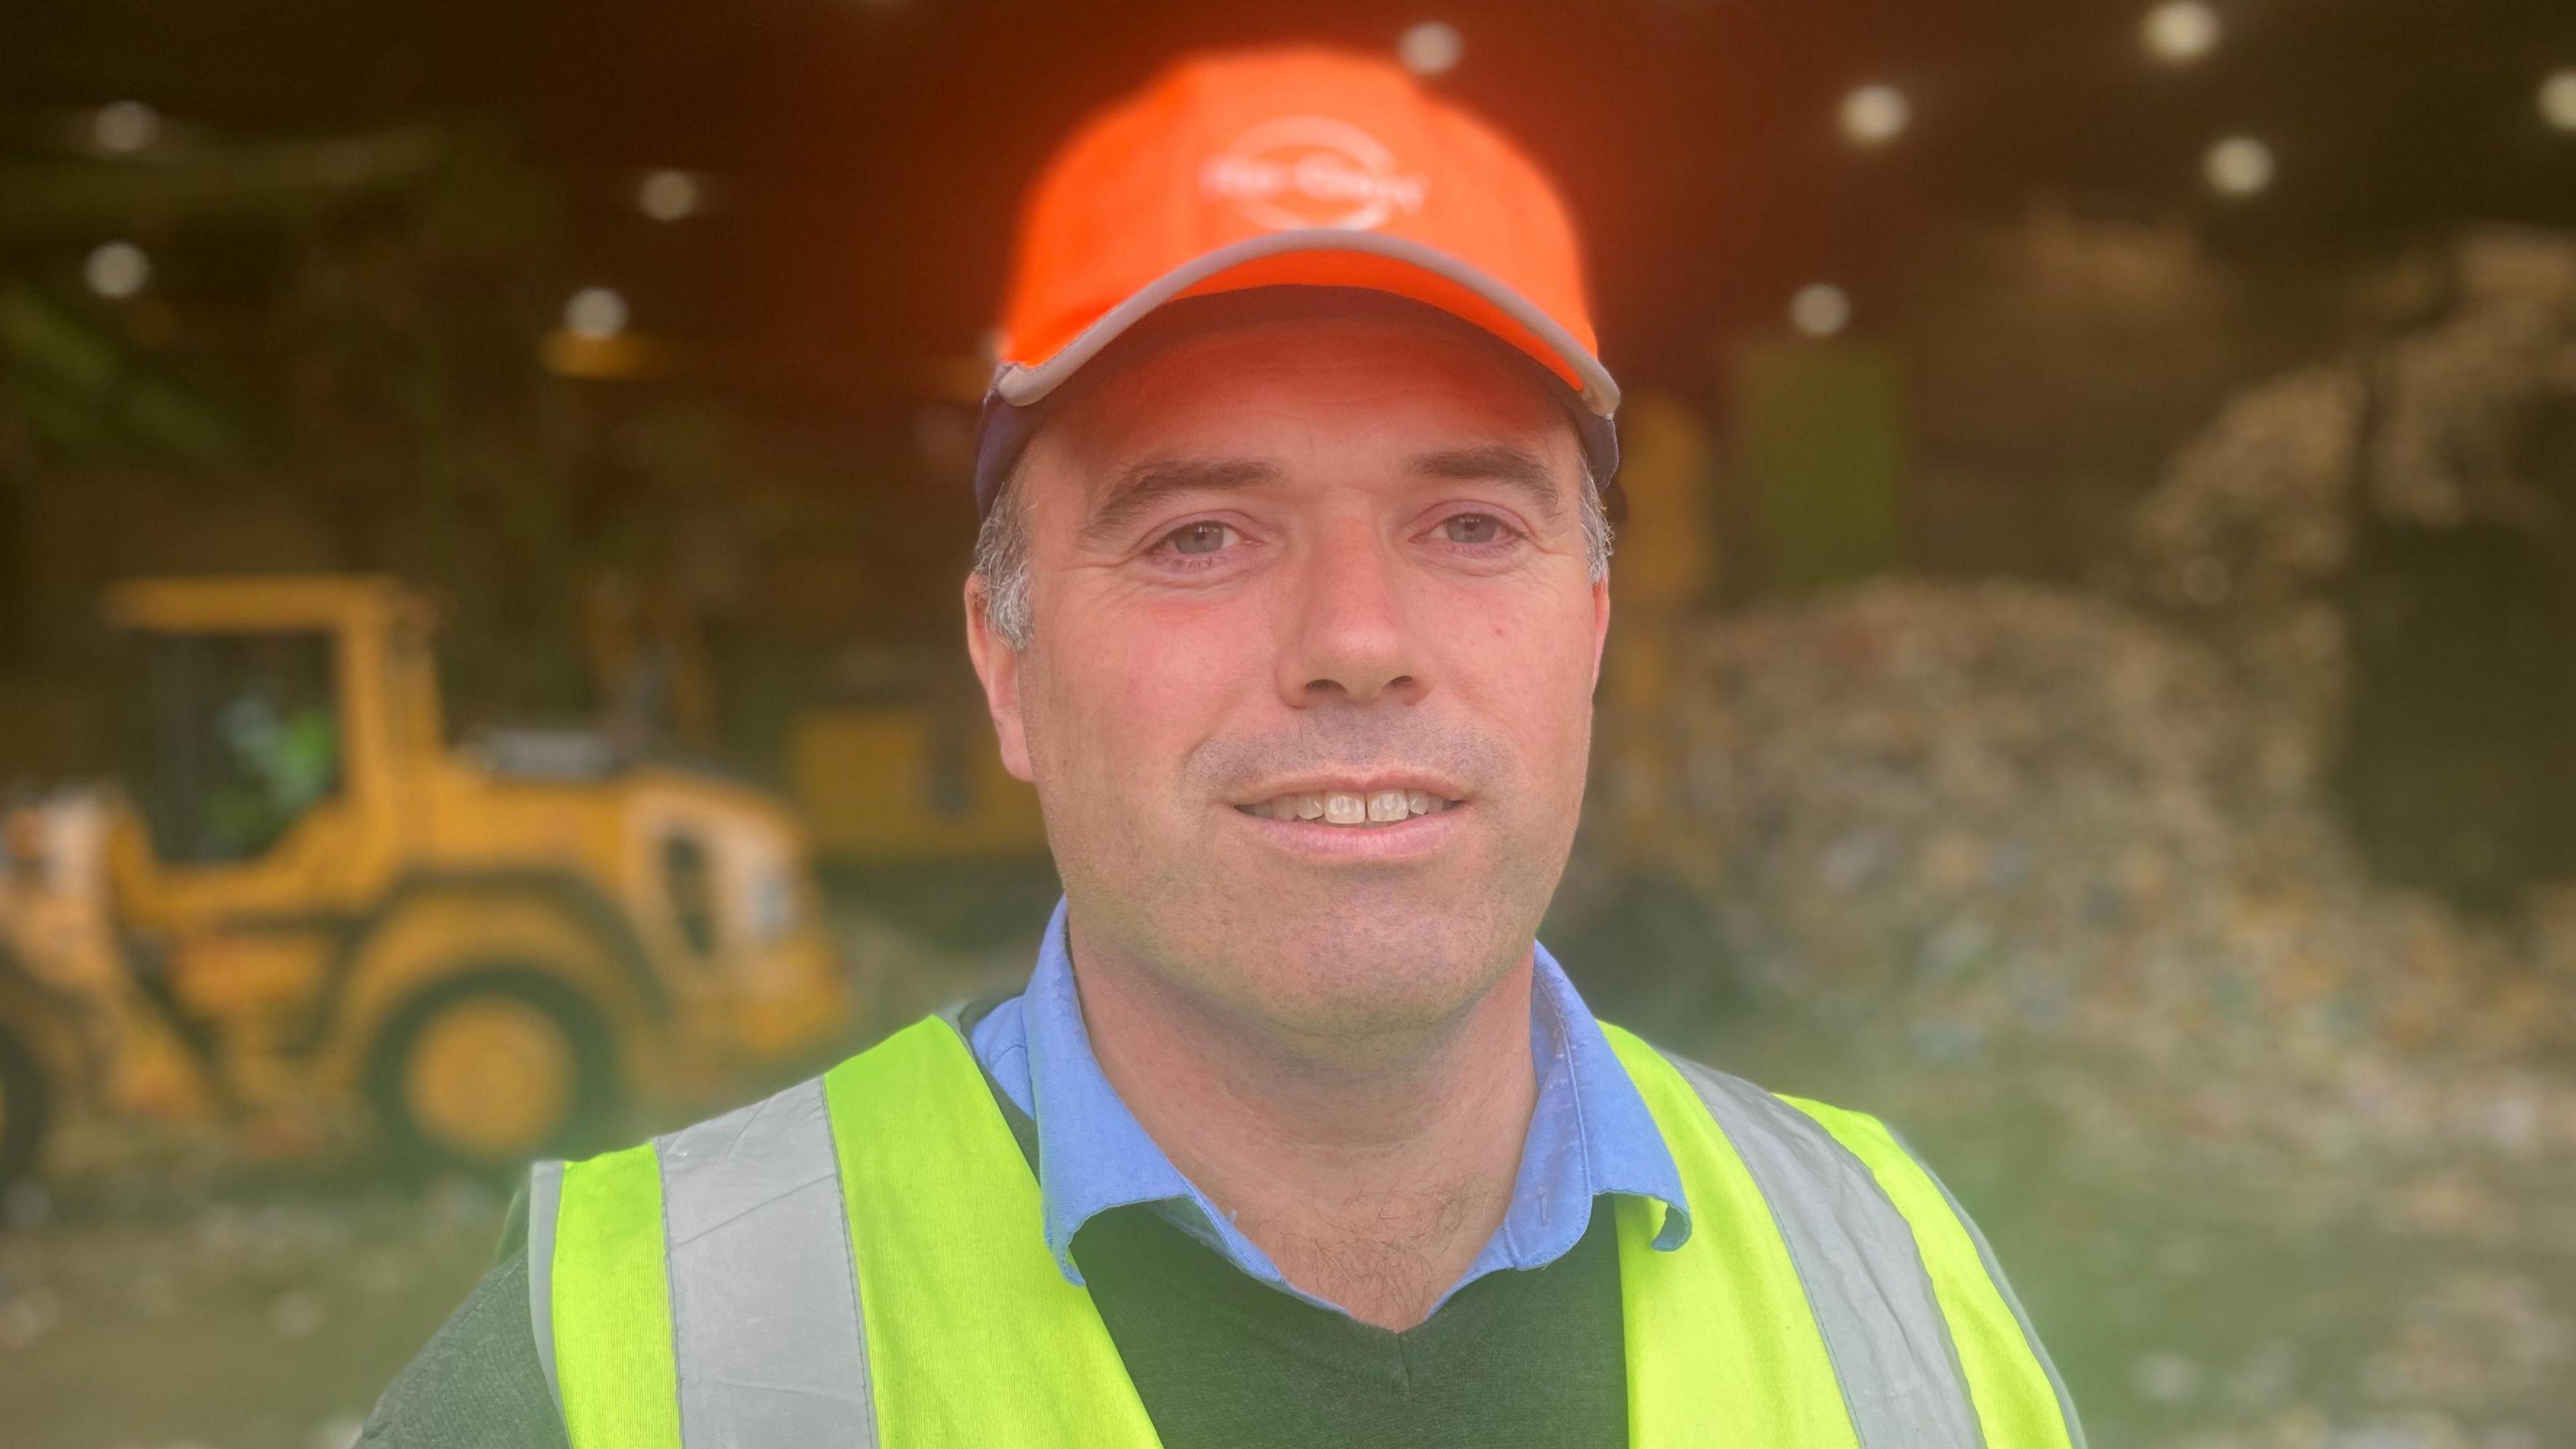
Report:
527,1157,564,1414
1785,1099,2084,1449
537,1078,877,1449
536,1013,2074,1448
1615,1030,1982,1449
661,1077,875,1448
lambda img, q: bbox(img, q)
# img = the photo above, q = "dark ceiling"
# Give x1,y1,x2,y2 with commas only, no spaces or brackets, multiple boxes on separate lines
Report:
6,0,2575,400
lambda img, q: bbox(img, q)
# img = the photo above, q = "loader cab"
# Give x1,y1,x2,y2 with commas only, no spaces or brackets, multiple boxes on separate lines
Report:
129,628,344,865
103,576,444,915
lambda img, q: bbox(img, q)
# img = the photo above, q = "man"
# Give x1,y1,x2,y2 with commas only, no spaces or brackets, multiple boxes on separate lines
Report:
366,46,2083,1448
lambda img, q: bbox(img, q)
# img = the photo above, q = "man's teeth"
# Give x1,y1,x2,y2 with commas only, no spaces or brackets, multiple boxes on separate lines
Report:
1242,790,1454,825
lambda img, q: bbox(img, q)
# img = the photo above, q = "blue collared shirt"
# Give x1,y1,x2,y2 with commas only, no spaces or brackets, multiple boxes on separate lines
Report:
968,899,1693,1320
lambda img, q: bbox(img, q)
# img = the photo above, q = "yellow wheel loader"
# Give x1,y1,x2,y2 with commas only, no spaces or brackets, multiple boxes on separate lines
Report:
0,576,851,1184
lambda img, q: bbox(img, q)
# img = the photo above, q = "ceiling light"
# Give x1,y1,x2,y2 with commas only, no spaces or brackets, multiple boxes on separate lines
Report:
1398,23,1463,77
2203,135,2273,197
85,241,150,299
2142,3,2220,64
637,170,703,222
1789,283,1852,337
91,101,160,155
1839,85,1911,148
564,287,629,339
2542,70,2576,133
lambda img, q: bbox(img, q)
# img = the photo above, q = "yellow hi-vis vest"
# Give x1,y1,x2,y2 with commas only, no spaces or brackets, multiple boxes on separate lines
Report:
527,1012,2084,1449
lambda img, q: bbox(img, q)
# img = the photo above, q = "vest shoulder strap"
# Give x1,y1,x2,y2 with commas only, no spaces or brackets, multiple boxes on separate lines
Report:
822,1016,1159,1445
533,1073,878,1449
541,1136,681,1449
1782,1095,2087,1449
1605,1023,2082,1449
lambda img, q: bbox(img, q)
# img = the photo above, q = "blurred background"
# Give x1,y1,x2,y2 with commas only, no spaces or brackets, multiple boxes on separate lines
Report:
5,1,2576,1445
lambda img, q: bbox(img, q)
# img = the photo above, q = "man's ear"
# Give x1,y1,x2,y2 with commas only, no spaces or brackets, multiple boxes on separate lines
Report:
965,574,1036,783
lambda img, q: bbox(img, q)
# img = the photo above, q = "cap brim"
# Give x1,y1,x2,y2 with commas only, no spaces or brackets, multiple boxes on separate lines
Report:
991,230,1620,419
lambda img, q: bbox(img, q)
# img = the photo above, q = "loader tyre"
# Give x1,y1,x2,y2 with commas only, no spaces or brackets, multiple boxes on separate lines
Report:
369,969,620,1176
0,1021,48,1197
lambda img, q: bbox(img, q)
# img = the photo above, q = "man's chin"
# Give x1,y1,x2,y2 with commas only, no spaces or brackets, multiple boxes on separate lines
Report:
1200,908,1528,1044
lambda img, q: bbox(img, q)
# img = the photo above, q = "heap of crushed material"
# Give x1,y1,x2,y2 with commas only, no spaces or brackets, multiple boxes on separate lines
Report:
1684,579,2570,1075
1660,232,2576,1449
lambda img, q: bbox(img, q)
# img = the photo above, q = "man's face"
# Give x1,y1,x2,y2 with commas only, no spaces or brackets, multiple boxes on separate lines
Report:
966,310,1610,1049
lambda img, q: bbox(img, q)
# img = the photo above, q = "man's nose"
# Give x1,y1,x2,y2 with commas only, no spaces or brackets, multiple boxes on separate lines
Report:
1279,523,1428,708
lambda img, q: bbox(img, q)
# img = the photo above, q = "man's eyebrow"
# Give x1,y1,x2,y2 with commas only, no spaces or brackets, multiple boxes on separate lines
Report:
1407,444,1570,525
1083,458,1283,542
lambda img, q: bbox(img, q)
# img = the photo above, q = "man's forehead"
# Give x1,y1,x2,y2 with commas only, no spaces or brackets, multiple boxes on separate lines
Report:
1024,309,1584,500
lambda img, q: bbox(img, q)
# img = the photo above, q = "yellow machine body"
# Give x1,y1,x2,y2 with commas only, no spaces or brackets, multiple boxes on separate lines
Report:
790,706,1045,863
4,575,850,1173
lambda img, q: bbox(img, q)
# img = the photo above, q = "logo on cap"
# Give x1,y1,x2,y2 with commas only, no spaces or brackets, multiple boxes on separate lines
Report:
1199,117,1430,232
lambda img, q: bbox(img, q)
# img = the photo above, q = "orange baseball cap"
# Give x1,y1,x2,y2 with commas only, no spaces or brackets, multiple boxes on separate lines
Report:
974,45,1621,516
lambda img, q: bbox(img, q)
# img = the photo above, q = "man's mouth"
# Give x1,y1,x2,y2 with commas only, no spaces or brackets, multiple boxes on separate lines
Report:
1234,789,1461,828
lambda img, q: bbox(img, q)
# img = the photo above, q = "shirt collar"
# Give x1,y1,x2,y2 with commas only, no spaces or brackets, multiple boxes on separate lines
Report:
969,899,1692,1310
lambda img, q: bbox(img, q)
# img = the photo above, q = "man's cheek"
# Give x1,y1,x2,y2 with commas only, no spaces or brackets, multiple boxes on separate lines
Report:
1039,622,1244,814
1095,609,1265,720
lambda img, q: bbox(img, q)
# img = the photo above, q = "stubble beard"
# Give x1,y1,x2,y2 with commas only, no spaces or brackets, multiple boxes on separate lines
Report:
1024,665,1591,1067
1052,794,1578,1071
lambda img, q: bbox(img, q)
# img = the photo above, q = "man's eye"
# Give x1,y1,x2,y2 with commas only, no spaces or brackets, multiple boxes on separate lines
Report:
1440,514,1507,545
1165,522,1233,556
